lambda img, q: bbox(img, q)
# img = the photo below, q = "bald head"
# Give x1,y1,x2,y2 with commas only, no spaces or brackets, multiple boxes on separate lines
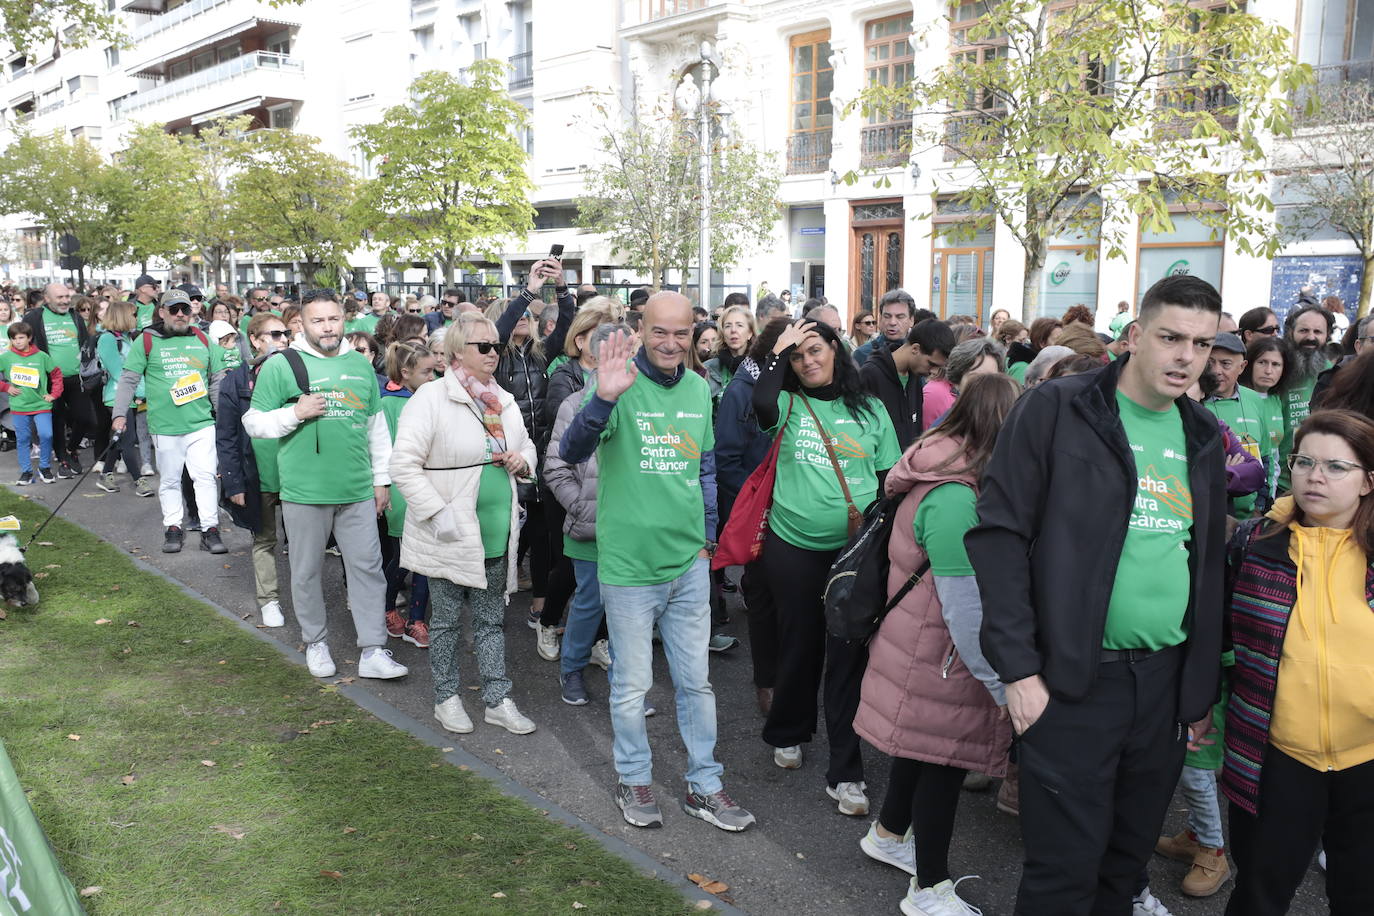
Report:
641,291,694,374
44,282,72,312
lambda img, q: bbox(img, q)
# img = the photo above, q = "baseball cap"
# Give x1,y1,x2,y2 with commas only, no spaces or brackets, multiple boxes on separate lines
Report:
208,320,236,341
135,274,159,289
353,290,368,301
159,289,191,308
1212,332,1246,355
176,283,204,300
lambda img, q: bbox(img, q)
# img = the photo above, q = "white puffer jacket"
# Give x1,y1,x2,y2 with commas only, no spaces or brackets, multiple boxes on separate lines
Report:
389,372,534,595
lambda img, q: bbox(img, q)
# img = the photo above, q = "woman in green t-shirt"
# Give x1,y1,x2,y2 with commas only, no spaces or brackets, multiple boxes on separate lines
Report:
749,318,900,818
705,305,755,402
1240,337,1294,503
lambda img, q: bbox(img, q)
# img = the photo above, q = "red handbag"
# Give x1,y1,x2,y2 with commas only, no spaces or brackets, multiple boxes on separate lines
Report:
712,396,792,570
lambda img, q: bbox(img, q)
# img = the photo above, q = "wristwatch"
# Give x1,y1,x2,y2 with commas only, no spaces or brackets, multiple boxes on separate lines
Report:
704,540,718,558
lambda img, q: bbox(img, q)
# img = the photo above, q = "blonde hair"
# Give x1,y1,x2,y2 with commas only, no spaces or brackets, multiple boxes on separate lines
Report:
102,299,136,334
564,297,625,360
445,313,499,366
718,304,757,354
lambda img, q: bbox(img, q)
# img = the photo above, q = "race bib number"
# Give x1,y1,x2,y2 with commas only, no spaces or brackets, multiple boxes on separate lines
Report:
171,371,207,406
8,366,39,389
0,515,19,530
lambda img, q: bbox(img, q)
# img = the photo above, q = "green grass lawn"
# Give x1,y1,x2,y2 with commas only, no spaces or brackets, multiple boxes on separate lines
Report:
0,492,695,915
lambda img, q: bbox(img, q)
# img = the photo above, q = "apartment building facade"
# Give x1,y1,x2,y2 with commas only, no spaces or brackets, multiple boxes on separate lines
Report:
0,0,1367,325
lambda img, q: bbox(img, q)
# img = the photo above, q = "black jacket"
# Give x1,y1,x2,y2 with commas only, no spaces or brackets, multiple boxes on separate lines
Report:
23,305,90,375
494,288,575,456
540,358,588,466
215,360,263,533
966,355,1226,723
859,344,923,450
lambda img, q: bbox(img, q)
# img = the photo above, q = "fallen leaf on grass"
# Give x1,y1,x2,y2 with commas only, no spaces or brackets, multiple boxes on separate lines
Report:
493,748,504,755
66,734,80,741
109,585,120,591
43,563,60,569
693,902,713,912
491,892,507,898
211,825,247,840
94,618,111,625
342,826,356,834
126,621,141,628
109,821,135,829
441,746,454,752
200,760,216,767
79,886,102,898
35,541,53,546
0,607,7,619
29,572,46,579
572,904,586,911
687,874,730,895
318,870,343,880
119,774,136,786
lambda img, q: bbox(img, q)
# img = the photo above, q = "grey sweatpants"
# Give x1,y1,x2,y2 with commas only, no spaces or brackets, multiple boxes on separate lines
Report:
281,499,387,649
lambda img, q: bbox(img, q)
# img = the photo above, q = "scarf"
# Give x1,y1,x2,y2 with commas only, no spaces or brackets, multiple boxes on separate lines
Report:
456,367,506,455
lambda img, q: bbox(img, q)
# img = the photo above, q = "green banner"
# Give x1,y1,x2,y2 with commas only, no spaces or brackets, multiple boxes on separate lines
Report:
0,740,83,916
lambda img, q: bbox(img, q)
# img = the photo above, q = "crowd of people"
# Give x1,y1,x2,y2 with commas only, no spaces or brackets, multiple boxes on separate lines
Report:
0,267,1367,916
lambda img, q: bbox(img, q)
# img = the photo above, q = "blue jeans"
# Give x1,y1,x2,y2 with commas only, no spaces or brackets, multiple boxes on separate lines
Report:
1180,764,1225,848
561,558,603,678
600,557,722,795
14,412,52,474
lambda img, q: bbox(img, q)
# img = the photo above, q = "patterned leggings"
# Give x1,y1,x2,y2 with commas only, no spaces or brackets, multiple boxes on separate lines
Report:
429,557,511,708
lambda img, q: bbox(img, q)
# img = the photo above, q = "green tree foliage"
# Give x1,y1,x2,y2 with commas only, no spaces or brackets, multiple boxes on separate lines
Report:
859,0,1310,320
112,123,199,272
232,129,359,286
0,0,118,55
576,101,781,290
351,63,535,283
180,116,253,285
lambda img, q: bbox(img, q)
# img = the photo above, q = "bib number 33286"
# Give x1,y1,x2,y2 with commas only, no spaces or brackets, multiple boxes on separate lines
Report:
171,371,206,406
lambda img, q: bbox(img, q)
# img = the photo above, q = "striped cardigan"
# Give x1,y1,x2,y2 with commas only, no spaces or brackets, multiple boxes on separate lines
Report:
1222,520,1374,815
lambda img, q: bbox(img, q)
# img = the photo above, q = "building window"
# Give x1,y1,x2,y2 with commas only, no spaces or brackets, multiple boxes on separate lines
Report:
1299,0,1374,74
269,106,294,129
862,14,913,168
1136,210,1224,304
104,46,119,69
787,29,833,175
1159,1,1243,124
931,196,995,324
945,1,1009,155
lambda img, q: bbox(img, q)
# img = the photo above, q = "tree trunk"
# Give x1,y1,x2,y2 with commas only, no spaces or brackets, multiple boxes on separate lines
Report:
1021,242,1047,324
1361,251,1374,319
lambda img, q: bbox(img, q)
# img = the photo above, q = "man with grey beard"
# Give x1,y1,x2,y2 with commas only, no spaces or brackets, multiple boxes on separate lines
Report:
1278,304,1334,490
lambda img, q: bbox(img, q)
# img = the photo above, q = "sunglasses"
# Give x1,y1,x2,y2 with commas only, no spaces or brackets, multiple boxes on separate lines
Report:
467,341,505,355
165,303,192,315
860,318,876,325
250,295,269,301
1254,325,1279,335
263,329,290,339
406,308,421,313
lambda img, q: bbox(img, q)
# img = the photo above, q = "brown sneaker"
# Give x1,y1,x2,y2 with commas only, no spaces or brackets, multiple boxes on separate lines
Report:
996,762,1019,816
1181,846,1231,897
385,608,406,638
1156,829,1202,863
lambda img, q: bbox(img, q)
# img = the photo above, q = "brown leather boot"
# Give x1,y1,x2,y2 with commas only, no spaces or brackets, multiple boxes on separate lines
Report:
996,762,1019,816
756,687,773,717
1155,829,1202,863
1181,845,1231,897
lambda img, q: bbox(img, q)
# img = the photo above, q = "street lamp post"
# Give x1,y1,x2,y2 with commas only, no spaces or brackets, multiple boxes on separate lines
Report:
697,42,712,312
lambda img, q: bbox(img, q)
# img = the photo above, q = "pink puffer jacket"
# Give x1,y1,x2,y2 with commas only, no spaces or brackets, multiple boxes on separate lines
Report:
852,434,1012,773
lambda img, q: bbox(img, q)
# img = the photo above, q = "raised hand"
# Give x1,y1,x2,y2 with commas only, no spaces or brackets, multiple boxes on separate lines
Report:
595,329,640,402
526,258,559,293
772,319,819,355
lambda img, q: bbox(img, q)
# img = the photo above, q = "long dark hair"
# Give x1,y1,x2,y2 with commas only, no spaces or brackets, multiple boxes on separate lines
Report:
918,373,1020,478
1316,351,1374,417
1262,409,1374,553
778,318,874,420
1239,337,1294,395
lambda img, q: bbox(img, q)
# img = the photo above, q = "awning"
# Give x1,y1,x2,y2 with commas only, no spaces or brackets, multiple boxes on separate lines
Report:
122,0,169,12
129,17,297,78
8,90,33,107
190,95,263,125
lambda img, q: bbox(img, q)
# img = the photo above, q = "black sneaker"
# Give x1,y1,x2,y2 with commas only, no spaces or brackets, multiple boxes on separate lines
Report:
615,783,663,828
54,462,75,479
16,471,33,486
66,455,82,475
200,526,227,554
37,467,54,484
162,526,184,554
185,517,203,533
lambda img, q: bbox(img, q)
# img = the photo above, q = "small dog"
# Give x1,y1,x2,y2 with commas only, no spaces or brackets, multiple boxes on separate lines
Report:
0,533,39,613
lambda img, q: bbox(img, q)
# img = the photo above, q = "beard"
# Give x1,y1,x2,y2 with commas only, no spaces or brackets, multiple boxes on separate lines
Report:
1290,343,1328,380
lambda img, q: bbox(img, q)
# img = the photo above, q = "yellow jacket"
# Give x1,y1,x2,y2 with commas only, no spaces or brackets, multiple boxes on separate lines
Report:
1267,497,1374,771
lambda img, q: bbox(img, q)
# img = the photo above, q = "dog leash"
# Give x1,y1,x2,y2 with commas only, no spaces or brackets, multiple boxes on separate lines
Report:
22,435,124,553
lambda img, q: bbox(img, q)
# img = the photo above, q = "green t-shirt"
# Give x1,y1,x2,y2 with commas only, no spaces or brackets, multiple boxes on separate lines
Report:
767,392,900,552
476,464,513,557
219,343,243,371
250,437,281,494
563,532,597,562
0,348,57,413
1109,311,1131,338
379,392,411,537
1205,385,1276,516
913,482,977,576
1278,370,1324,491
594,371,715,587
239,309,283,338
345,314,380,336
41,308,80,376
250,348,380,505
121,330,224,436
136,300,159,331
1006,362,1028,385
1104,390,1192,650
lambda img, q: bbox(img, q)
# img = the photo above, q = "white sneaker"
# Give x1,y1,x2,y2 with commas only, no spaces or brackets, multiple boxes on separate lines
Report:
536,624,560,661
900,876,982,916
773,745,803,769
434,696,473,734
305,641,335,678
114,458,127,475
859,821,917,876
358,647,408,679
590,638,612,671
1318,849,1327,871
141,462,155,477
1132,888,1174,916
484,697,536,734
827,780,869,816
260,600,284,628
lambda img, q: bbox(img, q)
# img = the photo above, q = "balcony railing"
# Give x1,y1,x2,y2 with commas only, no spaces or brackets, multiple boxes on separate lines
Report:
640,0,708,22
34,99,65,117
1292,59,1374,120
860,122,911,168
786,130,832,175
509,50,532,90
132,0,233,39
124,51,302,113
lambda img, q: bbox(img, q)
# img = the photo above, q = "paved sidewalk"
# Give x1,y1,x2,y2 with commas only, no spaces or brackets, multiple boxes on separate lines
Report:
9,465,1330,915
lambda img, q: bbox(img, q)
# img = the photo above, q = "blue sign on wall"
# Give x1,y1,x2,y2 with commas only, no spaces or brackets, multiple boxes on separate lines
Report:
1269,254,1364,323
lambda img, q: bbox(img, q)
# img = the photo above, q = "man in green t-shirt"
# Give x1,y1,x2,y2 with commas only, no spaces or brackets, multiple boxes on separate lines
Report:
967,274,1228,914
243,290,408,683
22,282,94,479
1278,304,1334,491
559,292,754,834
112,288,227,555
1204,331,1275,515
1108,299,1132,339
131,274,160,331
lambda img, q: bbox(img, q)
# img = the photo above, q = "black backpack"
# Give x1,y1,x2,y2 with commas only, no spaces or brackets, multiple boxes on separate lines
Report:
79,333,106,392
822,494,930,643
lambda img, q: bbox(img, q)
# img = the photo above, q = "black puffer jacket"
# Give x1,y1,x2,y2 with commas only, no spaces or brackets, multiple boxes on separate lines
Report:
495,340,549,452
541,358,588,458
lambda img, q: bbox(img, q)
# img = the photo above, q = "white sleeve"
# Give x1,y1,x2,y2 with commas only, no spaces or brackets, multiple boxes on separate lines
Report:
242,405,303,439
368,411,392,486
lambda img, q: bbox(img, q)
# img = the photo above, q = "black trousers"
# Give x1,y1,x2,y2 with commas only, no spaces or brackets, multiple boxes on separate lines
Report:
1226,746,1374,916
100,407,141,478
759,529,867,786
1014,645,1188,916
742,561,777,688
878,756,966,886
50,377,94,465
517,496,550,599
540,495,575,627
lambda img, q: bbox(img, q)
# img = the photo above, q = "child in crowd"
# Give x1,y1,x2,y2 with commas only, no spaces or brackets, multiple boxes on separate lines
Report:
0,322,62,485
208,320,244,372
380,340,437,648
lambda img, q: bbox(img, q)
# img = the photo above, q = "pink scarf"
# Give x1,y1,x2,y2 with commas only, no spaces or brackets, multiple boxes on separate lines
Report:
455,367,507,455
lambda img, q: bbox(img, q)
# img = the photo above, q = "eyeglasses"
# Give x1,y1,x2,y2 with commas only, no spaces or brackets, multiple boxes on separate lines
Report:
250,295,269,302
1288,453,1368,479
165,303,193,315
1254,325,1279,335
467,341,505,355
859,318,876,326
